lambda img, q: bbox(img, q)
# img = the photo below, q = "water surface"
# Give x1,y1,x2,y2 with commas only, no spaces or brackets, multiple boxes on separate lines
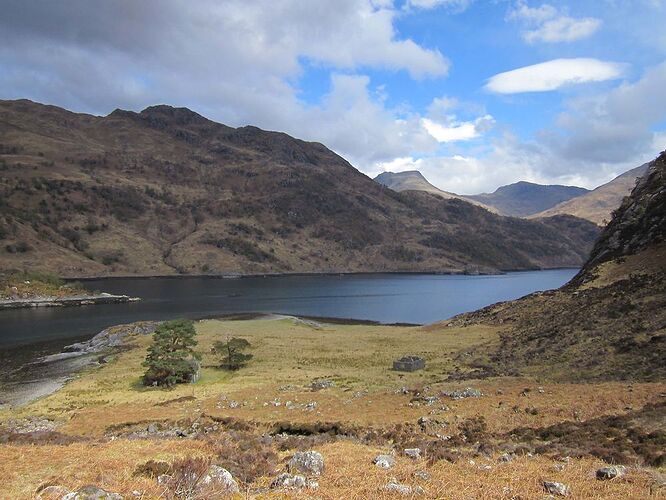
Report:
0,269,577,347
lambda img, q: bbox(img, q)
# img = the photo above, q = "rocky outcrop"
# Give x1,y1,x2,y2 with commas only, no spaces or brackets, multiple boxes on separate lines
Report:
574,151,665,281
287,451,325,476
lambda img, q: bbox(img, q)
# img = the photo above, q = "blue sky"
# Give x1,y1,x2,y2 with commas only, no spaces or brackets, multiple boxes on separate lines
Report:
1,0,665,193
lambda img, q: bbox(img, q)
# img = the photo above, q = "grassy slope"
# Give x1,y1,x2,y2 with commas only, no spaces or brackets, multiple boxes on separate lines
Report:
1,318,664,498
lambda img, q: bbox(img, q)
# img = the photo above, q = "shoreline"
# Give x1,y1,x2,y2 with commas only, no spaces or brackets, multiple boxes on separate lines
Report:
0,313,418,409
0,293,140,310
66,266,581,282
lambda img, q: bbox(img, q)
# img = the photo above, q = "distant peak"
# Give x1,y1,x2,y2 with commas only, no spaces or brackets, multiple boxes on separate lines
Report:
139,104,209,125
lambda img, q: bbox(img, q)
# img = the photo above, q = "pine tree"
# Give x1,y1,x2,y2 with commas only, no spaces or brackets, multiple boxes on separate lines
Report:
142,319,200,386
212,336,253,370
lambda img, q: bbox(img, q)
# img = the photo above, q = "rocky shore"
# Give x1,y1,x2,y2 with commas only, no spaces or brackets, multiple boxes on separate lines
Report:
0,321,157,408
0,293,140,309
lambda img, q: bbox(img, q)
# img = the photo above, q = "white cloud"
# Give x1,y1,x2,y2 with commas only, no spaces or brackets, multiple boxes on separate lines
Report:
485,58,625,94
422,115,494,142
509,2,602,43
406,0,474,12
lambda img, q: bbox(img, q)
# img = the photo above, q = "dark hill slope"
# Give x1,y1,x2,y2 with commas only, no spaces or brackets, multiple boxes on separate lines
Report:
0,99,598,277
465,181,589,217
447,152,666,381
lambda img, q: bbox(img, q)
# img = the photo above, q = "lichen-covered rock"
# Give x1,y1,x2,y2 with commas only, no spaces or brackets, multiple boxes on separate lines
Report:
271,473,306,488
373,454,396,469
61,485,123,500
383,479,424,496
270,473,318,489
596,465,626,480
197,465,239,494
404,448,421,459
288,450,325,475
543,481,570,497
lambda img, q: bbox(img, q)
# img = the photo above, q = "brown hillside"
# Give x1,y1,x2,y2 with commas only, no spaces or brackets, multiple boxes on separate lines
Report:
443,152,666,381
0,99,598,277
532,163,650,225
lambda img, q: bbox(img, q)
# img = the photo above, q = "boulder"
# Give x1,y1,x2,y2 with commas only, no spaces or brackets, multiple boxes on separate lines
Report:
393,356,425,372
383,479,425,496
288,451,325,476
404,448,422,459
61,485,123,500
197,465,239,494
270,473,318,489
311,379,335,391
596,465,626,480
373,454,396,469
543,481,570,497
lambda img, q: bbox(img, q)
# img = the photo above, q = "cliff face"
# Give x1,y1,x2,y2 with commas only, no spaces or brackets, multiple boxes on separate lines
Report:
578,153,665,274
0,99,599,277
450,152,666,382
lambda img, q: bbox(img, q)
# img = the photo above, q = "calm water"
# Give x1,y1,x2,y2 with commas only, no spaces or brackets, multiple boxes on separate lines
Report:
0,270,577,347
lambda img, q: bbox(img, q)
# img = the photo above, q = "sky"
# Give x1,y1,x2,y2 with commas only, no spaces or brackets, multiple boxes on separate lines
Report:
1,0,665,194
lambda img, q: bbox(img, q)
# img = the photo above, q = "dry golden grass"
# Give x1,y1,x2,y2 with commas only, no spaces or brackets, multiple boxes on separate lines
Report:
1,317,665,499
0,439,663,499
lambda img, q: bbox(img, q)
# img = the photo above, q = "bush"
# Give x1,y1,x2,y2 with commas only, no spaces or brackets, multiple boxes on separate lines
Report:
212,337,253,370
142,319,201,387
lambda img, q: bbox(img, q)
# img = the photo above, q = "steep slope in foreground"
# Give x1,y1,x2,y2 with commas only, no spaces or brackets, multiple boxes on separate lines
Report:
533,163,650,225
465,181,589,217
446,152,666,381
0,99,598,276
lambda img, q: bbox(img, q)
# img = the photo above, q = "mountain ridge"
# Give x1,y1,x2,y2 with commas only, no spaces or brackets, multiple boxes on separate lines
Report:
0,99,599,277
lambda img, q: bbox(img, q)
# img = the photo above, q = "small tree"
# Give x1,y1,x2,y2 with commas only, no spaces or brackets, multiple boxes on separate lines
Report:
143,319,201,387
212,336,253,370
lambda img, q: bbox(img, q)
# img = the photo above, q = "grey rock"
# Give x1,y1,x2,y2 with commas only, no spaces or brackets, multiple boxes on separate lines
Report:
393,356,425,372
441,387,482,399
413,470,430,480
61,485,123,500
288,450,325,475
311,379,335,391
383,479,425,496
373,454,396,469
543,481,570,497
596,465,626,480
404,448,421,459
197,465,239,494
270,473,308,489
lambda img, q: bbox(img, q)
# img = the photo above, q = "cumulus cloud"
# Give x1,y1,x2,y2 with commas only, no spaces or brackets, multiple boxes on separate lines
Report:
0,0,451,171
422,115,494,142
485,58,625,94
509,1,602,43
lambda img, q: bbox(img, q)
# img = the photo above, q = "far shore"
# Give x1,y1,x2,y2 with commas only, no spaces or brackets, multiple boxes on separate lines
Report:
65,266,580,282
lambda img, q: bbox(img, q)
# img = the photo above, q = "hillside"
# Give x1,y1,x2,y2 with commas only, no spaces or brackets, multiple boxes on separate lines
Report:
374,170,495,211
465,181,589,217
446,152,666,381
532,163,650,225
0,99,599,277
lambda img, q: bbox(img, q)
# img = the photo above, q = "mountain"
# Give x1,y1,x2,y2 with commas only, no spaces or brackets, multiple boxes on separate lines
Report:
374,170,495,211
0,99,599,277
532,163,650,225
465,181,590,217
449,152,665,381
